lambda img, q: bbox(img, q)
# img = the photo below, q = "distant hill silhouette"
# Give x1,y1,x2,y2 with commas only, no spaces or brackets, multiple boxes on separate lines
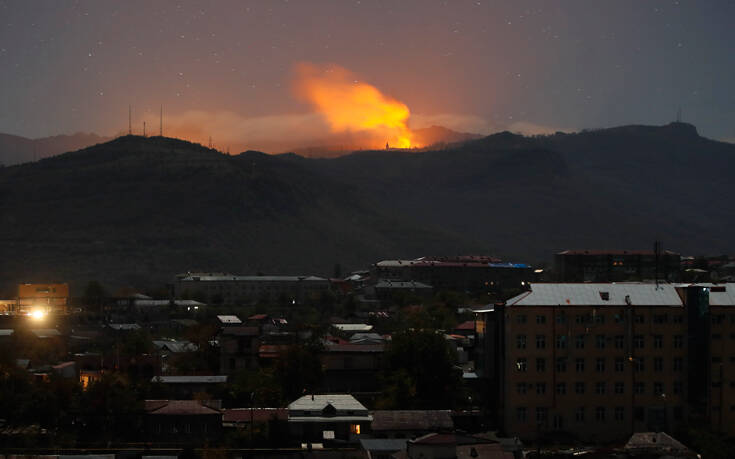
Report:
0,132,111,166
0,122,733,291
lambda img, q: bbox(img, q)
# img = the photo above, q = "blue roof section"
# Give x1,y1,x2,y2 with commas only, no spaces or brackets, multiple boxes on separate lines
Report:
488,263,530,268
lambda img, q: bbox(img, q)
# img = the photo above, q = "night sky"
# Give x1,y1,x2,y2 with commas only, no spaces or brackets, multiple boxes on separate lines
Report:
1,0,734,151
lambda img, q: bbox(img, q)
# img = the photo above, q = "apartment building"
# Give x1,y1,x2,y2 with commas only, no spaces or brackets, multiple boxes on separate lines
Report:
491,283,689,441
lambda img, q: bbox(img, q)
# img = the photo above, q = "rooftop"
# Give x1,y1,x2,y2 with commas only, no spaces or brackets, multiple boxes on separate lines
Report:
288,394,368,413
178,274,327,282
506,283,683,307
144,400,221,415
216,315,242,324
333,323,373,332
223,408,288,423
151,375,227,384
371,410,454,432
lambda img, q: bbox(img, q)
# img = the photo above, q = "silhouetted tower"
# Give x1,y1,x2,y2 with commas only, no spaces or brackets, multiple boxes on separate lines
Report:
209,136,212,149
386,142,389,150
128,105,132,135
160,105,163,136
143,121,146,137
676,106,682,123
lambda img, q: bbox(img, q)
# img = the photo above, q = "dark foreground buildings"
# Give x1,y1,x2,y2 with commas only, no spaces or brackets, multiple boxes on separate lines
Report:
476,282,735,441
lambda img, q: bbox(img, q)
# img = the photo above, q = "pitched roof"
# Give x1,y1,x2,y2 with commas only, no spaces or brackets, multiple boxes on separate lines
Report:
144,400,220,415
371,410,454,431
216,315,242,324
454,320,475,331
506,283,683,307
151,375,227,384
288,394,367,412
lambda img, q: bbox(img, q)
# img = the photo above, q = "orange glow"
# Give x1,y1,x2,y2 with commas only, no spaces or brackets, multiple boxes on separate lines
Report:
294,63,413,149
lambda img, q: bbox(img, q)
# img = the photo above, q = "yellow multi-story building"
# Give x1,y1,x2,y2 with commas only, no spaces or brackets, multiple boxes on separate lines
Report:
490,283,689,442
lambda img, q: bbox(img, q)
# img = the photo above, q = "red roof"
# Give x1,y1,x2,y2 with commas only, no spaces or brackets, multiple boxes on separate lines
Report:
454,320,475,331
223,408,288,423
145,400,220,415
558,249,679,256
248,314,269,320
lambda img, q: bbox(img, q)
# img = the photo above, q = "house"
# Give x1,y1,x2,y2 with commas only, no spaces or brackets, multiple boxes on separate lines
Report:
219,326,260,373
320,341,385,392
144,399,222,444
370,411,454,439
288,394,372,444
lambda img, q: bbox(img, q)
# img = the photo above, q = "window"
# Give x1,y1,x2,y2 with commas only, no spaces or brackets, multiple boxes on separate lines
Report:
593,313,605,324
516,335,526,349
653,335,663,349
615,407,625,421
536,407,548,423
575,382,585,394
712,314,725,325
555,335,567,349
350,423,361,435
654,382,664,396
615,382,625,394
614,335,624,349
674,381,683,394
576,358,585,372
575,407,585,422
654,357,663,372
599,291,610,301
673,314,684,324
536,314,547,324
536,335,546,349
635,358,645,372
614,313,624,324
596,382,606,395
653,314,668,324
596,334,606,349
674,357,683,371
674,335,683,348
536,358,546,372
516,407,527,422
615,358,625,372
516,358,527,372
575,314,587,324
553,414,564,430
634,335,644,349
596,358,606,373
556,382,566,395
516,314,527,324
536,382,546,395
634,382,645,394
556,358,567,372
517,383,527,395
595,406,606,422
575,335,585,349
556,314,567,324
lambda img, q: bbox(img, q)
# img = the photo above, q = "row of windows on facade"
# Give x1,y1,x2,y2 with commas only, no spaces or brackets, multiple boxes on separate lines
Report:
515,334,686,350
514,313,683,325
514,356,685,372
514,312,735,326
515,406,684,425
515,380,682,396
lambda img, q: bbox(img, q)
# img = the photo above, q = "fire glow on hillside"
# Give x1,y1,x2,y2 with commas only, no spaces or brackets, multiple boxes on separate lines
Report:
294,63,413,149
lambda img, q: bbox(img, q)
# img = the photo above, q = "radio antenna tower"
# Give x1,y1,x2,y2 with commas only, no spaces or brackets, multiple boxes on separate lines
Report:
143,121,146,137
209,136,212,149
676,106,682,123
128,105,132,135
159,105,163,137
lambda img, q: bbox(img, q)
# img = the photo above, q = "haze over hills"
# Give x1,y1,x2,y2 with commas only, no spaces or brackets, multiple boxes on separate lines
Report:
0,122,733,292
0,132,112,166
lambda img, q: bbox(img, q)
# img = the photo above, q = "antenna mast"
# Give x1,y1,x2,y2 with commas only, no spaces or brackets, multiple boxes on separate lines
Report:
128,105,132,135
143,121,146,137
160,105,163,137
676,106,682,123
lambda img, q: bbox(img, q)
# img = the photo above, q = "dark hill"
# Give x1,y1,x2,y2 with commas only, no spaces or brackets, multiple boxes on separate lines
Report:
0,135,480,291
0,132,111,166
1,122,733,291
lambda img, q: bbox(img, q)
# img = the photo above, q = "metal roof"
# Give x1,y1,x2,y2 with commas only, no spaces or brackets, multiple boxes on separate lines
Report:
151,375,227,384
374,280,433,289
333,323,373,332
288,394,368,412
506,283,683,307
217,315,242,324
178,274,327,282
707,284,735,306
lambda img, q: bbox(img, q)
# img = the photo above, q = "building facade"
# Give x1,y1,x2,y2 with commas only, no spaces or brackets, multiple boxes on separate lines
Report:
555,250,681,282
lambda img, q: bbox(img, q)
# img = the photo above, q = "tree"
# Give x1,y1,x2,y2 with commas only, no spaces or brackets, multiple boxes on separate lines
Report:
275,343,324,401
380,329,460,409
